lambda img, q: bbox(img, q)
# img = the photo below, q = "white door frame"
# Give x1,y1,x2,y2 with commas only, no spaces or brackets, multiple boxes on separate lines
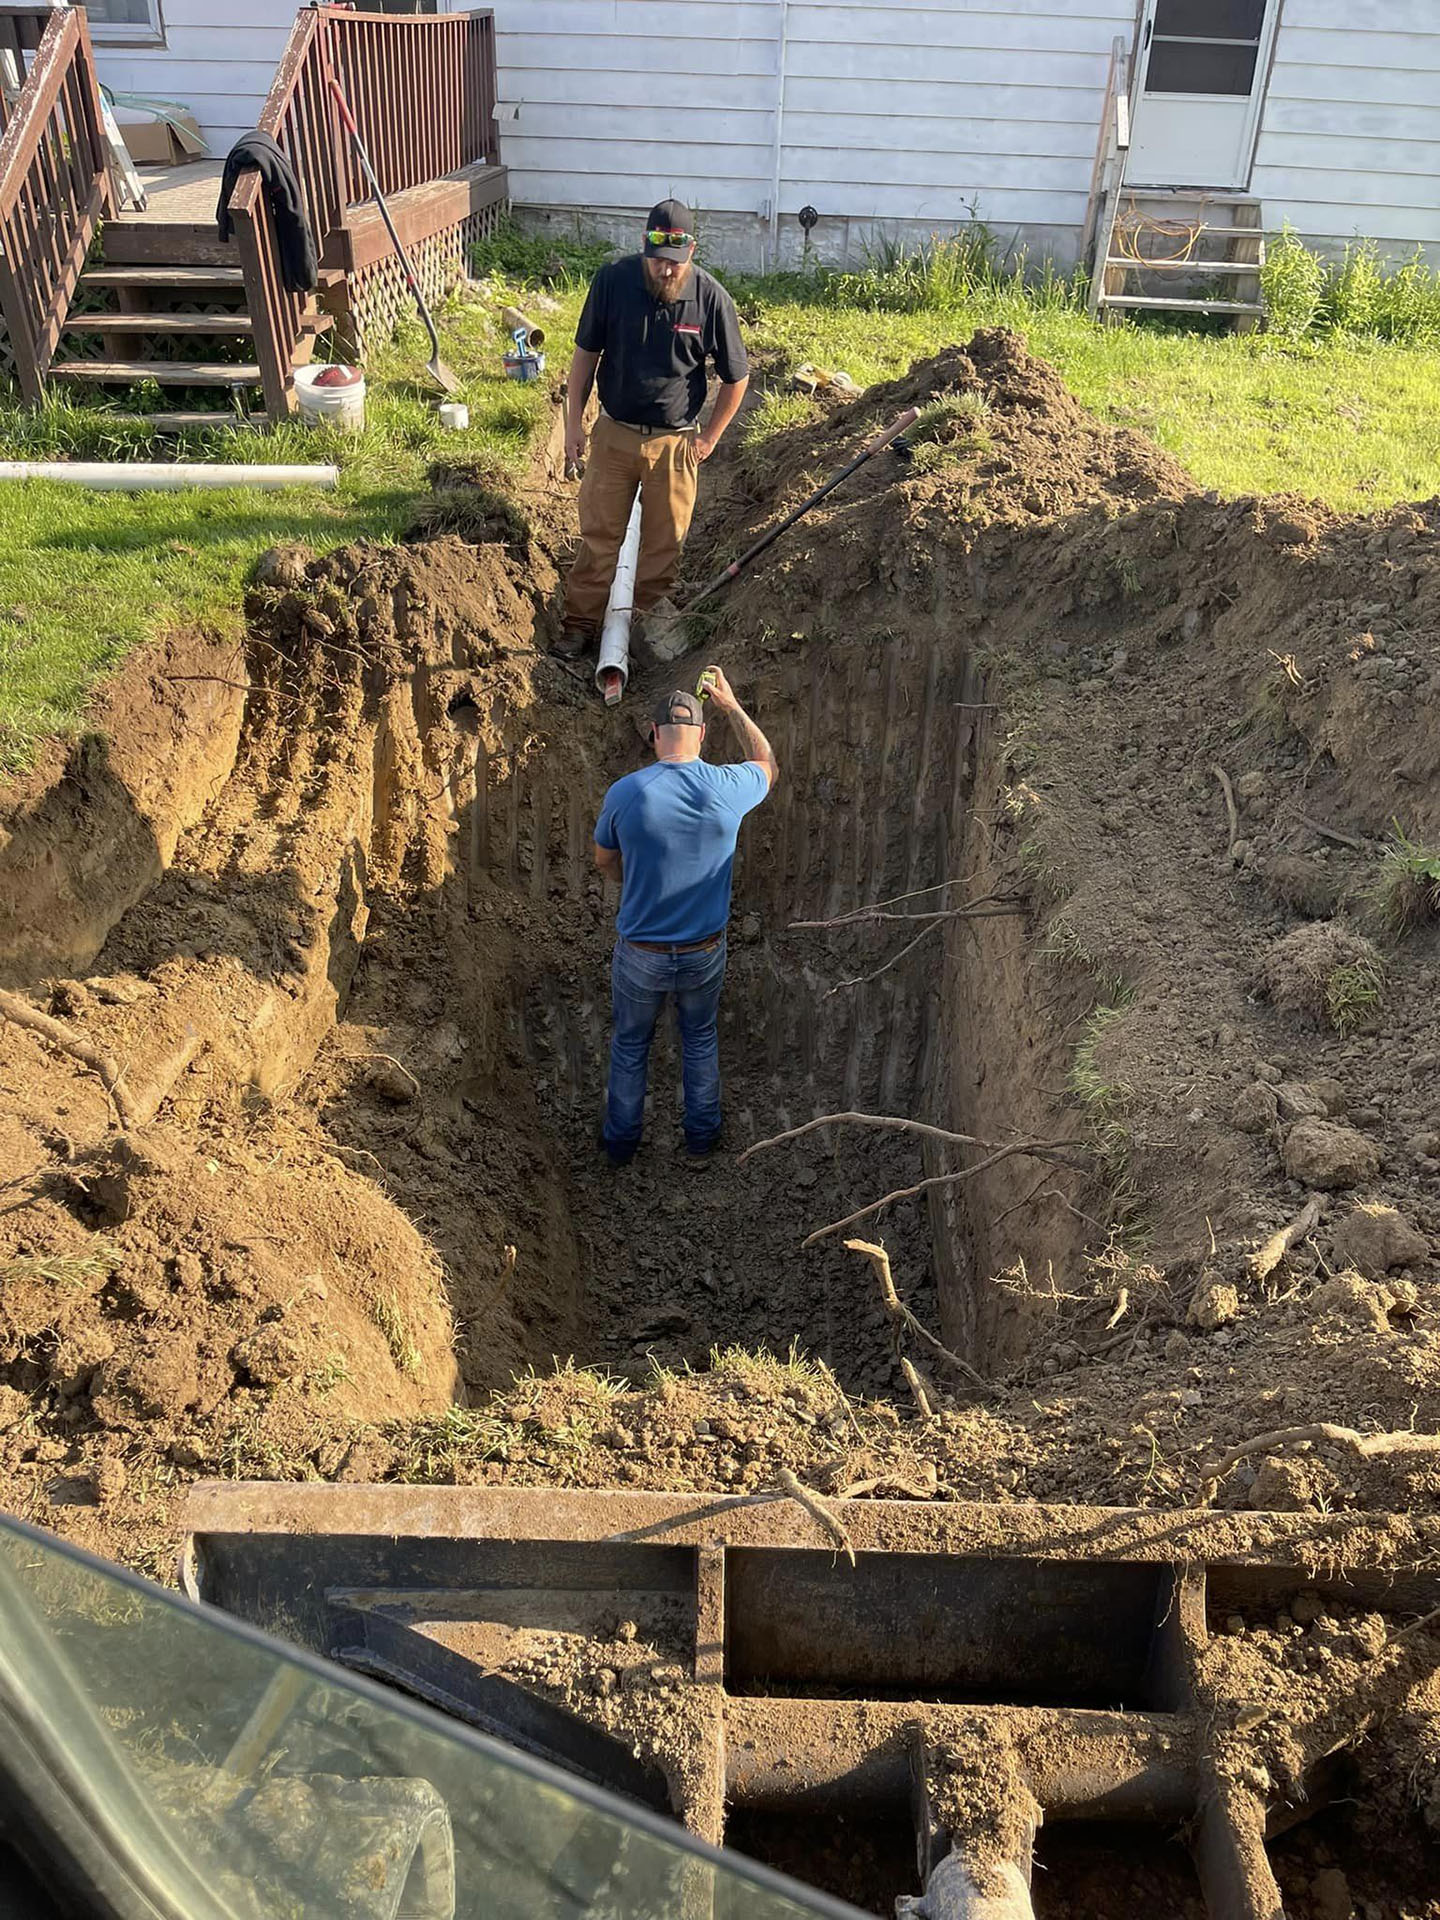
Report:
1128,0,1283,192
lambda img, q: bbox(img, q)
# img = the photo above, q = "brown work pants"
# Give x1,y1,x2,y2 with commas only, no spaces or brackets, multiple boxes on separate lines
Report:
563,415,700,633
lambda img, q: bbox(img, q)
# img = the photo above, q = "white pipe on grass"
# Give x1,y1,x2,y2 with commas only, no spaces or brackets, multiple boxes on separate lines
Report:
596,494,643,697
0,462,339,491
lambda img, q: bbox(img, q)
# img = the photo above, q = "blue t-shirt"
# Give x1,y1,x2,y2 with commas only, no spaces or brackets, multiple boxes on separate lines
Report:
595,760,770,943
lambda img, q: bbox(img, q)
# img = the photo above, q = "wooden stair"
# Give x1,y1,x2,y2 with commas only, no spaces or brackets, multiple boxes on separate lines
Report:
1081,44,1267,333
1091,186,1267,331
49,223,331,430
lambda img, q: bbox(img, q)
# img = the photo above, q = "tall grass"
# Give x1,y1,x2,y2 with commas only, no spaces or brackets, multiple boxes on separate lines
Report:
1263,229,1440,345
815,224,1087,317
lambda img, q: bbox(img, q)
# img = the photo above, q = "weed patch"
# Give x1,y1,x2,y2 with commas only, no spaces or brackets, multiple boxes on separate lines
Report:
1264,229,1440,346
372,1293,421,1376
1,1243,121,1289
1261,921,1386,1029
1367,828,1440,937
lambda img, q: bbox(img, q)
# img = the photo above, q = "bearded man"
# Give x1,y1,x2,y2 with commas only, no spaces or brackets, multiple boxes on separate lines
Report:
555,199,749,659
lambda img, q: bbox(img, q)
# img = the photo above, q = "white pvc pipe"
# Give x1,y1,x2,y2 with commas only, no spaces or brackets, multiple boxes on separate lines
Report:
0,462,339,491
596,494,643,695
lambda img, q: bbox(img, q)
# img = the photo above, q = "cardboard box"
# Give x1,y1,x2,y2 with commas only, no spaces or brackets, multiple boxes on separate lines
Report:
117,110,205,167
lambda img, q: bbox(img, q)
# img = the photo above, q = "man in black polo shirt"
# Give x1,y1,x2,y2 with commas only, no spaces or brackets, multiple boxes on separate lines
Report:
555,200,749,659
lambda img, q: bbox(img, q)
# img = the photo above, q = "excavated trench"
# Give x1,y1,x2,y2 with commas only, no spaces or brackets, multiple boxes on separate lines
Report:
136,562,1023,1401
0,485,1060,1420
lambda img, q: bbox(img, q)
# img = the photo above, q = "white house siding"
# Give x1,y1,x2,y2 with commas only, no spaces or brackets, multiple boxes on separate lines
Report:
475,0,1135,270
1252,0,1440,260
91,2,296,160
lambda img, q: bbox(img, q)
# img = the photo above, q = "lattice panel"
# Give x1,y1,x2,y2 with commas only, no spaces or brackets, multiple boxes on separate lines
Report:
346,202,506,359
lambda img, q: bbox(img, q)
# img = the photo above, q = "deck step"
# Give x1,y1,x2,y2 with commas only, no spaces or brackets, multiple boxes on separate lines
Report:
1104,258,1262,275
79,265,246,288
49,359,263,386
1124,189,1260,205
64,312,255,334
1100,295,1265,315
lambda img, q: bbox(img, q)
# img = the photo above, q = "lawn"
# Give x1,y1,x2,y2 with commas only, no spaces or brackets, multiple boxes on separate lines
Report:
0,285,585,770
1,224,1437,772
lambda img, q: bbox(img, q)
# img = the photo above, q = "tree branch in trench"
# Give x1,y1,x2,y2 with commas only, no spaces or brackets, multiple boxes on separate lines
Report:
845,1238,994,1393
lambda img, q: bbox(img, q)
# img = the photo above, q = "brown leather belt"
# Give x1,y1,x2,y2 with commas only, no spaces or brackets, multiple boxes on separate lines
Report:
627,932,724,954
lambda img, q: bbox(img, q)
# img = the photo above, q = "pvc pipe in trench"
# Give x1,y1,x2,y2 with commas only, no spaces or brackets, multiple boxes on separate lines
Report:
596,494,643,697
0,462,339,491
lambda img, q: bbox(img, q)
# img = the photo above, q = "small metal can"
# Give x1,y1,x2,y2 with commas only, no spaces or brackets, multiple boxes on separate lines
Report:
438,401,470,431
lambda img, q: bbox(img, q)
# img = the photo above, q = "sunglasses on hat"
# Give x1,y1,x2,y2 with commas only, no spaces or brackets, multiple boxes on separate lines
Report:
646,228,695,248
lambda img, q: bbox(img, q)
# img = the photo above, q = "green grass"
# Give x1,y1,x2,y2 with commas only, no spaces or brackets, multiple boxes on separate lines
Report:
0,1242,122,1289
0,281,583,770
1366,826,1440,937
1324,958,1385,1034
737,388,822,470
371,1290,422,1376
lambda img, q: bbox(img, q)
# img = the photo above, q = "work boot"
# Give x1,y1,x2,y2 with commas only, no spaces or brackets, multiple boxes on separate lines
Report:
600,1127,637,1168
554,624,595,660
682,1133,721,1171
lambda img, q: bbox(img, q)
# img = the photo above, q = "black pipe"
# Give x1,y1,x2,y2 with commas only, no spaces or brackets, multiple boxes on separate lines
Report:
683,406,918,613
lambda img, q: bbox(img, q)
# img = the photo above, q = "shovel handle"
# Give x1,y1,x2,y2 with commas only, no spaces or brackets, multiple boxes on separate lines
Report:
327,75,357,137
859,407,919,457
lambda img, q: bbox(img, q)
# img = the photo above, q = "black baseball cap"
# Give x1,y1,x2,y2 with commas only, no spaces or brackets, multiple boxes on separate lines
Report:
652,688,704,729
644,199,695,261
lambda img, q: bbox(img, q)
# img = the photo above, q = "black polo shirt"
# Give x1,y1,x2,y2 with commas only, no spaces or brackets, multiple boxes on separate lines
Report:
575,256,748,430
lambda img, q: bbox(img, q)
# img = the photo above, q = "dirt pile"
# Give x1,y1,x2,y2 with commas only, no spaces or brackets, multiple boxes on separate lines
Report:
0,326,1437,1576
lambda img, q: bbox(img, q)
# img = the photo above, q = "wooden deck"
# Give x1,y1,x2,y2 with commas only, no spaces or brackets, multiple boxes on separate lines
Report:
0,5,503,420
122,160,225,226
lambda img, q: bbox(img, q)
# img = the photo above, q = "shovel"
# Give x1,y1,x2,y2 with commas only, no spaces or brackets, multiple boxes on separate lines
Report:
645,406,918,660
327,76,459,396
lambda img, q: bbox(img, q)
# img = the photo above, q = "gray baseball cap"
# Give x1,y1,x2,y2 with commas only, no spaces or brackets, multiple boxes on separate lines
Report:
652,689,704,728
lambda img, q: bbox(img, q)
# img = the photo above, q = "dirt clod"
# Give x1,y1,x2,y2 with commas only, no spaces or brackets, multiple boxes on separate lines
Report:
1189,1282,1240,1331
1282,1119,1384,1191
1332,1202,1430,1277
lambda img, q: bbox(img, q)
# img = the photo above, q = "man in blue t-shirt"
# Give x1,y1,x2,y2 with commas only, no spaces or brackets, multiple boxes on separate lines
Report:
593,669,777,1167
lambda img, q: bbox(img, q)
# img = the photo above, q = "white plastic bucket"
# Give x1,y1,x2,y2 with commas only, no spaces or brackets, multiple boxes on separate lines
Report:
293,365,366,433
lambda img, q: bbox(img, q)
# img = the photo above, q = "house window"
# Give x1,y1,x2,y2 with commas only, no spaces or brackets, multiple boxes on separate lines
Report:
84,0,165,46
1146,0,1265,96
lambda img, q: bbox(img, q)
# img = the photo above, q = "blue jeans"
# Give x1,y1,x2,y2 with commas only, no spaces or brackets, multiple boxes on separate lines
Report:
604,935,727,1157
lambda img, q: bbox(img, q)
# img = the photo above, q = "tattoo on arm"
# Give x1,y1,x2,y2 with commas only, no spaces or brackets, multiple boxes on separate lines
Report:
726,703,778,786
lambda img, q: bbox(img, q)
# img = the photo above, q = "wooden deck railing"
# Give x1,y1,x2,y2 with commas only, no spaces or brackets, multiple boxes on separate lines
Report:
0,6,111,403
0,8,53,139
229,5,499,418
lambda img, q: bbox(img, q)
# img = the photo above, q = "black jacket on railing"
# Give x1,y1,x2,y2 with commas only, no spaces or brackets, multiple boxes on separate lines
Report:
216,130,318,294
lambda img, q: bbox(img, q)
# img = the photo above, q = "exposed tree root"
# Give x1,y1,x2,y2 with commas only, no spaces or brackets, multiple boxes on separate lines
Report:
805,1137,1088,1247
1202,1421,1440,1492
1210,763,1240,861
773,1466,855,1565
1251,1194,1323,1283
0,987,136,1130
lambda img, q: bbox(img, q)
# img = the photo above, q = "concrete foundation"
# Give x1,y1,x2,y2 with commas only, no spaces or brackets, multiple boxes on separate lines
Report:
184,1483,1440,1918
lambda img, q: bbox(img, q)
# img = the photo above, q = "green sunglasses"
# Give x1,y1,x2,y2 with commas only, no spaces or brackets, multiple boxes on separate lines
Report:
646,228,695,248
